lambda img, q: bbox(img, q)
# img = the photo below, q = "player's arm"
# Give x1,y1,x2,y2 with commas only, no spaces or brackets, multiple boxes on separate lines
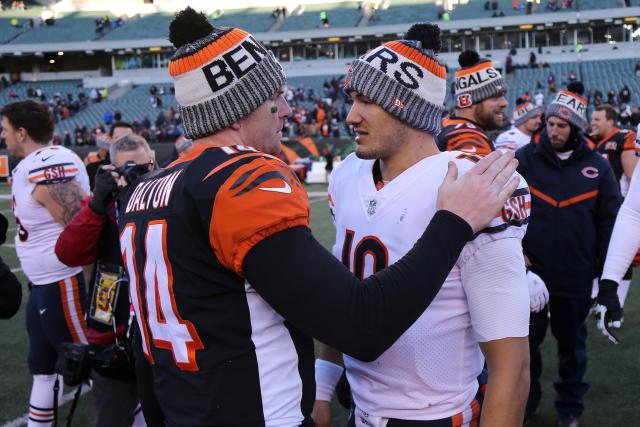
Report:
621,133,639,180
55,196,106,266
594,165,622,274
240,152,520,361
602,161,640,283
311,344,344,427
32,180,86,226
479,337,530,426
462,237,530,426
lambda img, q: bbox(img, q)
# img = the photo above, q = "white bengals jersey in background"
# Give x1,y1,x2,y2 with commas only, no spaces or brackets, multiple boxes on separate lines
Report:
328,151,530,421
12,145,89,285
495,127,532,151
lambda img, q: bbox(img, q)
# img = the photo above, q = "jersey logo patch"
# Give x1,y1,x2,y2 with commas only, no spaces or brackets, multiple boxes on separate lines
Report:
581,166,599,179
259,181,291,194
41,155,54,162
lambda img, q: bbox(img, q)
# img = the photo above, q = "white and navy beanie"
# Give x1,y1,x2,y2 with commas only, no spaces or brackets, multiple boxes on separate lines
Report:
454,50,506,109
168,7,285,140
343,23,447,135
513,102,540,127
546,89,588,130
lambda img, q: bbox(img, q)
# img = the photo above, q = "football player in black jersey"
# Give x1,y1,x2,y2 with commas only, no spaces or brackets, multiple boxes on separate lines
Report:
115,8,522,426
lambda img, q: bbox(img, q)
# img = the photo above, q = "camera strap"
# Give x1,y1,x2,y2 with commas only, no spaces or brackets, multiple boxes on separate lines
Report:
65,384,83,427
52,376,60,427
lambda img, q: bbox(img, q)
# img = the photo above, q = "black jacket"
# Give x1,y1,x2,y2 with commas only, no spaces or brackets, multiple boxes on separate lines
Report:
516,129,621,297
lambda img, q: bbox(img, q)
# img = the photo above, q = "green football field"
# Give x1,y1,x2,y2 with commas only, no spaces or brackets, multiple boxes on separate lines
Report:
0,183,639,426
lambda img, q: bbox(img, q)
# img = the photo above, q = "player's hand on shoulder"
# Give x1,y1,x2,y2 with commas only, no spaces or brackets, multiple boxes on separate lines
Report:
437,150,520,233
311,400,332,427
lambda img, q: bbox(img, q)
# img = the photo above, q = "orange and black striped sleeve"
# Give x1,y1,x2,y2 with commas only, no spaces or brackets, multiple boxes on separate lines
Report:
209,157,309,276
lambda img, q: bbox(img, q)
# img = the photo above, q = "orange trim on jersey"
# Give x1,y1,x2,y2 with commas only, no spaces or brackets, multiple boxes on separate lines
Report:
530,186,598,208
29,410,53,417
383,41,446,78
443,118,476,127
202,152,272,181
28,167,79,182
451,411,464,427
58,276,87,343
120,224,155,364
469,398,481,427
446,128,490,141
209,158,309,276
623,132,637,150
169,29,249,77
147,220,204,372
558,190,598,207
597,128,620,147
454,60,494,77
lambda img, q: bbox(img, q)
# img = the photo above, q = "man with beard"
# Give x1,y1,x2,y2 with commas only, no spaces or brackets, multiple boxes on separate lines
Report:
495,100,542,151
438,50,507,155
515,88,621,427
590,103,638,308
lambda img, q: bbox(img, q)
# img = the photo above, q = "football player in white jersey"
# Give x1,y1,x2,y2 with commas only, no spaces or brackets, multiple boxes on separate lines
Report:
495,101,541,151
1,100,89,427
313,25,531,427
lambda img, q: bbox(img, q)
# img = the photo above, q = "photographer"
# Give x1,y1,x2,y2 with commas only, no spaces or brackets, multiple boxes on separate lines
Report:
55,134,162,426
0,213,22,319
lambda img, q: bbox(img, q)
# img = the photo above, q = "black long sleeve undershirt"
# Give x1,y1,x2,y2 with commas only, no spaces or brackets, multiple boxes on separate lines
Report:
243,210,472,362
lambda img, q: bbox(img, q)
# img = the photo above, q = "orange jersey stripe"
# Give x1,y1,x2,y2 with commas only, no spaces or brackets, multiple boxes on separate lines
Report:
530,186,558,207
169,28,249,77
558,189,599,208
59,279,80,343
383,41,446,78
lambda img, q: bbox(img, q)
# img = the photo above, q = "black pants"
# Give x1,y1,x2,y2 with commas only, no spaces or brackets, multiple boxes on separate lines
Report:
527,294,591,419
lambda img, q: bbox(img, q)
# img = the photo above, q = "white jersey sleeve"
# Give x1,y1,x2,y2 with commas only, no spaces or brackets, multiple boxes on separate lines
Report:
454,153,530,342
461,238,529,342
26,146,85,185
601,160,640,283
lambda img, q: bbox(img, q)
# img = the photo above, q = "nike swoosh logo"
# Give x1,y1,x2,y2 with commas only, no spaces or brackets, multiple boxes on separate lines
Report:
41,155,53,161
39,308,47,315
259,181,292,194
463,146,477,153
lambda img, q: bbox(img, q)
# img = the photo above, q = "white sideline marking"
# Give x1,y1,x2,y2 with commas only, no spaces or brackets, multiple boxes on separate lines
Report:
2,385,91,427
10,268,21,273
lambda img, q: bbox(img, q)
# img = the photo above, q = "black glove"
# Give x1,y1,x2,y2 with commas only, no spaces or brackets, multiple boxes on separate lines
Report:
595,279,623,344
89,166,118,214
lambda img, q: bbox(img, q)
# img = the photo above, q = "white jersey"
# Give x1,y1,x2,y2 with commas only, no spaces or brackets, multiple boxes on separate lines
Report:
495,127,532,151
328,151,530,421
12,145,89,285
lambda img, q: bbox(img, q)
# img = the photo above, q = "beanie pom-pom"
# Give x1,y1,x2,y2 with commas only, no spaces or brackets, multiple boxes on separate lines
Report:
169,7,214,49
406,23,441,54
458,50,480,68
567,81,585,96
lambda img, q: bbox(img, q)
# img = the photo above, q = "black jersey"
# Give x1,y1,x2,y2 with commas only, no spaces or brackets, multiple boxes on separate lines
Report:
593,128,637,185
437,117,495,155
117,144,312,426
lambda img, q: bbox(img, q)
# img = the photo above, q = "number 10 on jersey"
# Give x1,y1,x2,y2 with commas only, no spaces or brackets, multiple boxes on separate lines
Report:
120,221,204,371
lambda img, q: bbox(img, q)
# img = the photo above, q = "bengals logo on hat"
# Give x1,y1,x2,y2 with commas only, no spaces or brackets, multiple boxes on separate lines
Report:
456,94,472,108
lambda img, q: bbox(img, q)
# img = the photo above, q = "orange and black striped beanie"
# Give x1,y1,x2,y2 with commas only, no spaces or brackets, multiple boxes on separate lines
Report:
343,23,447,135
454,50,506,109
169,12,285,140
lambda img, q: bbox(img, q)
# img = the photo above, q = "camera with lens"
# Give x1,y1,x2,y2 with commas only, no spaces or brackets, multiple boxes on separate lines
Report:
116,160,151,185
56,340,135,386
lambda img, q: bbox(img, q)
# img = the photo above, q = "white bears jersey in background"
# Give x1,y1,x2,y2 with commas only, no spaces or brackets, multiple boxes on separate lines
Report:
328,151,530,421
12,145,89,285
495,127,532,151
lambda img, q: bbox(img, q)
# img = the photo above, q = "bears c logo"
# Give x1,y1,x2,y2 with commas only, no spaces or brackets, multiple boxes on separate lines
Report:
456,94,472,108
581,166,599,178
